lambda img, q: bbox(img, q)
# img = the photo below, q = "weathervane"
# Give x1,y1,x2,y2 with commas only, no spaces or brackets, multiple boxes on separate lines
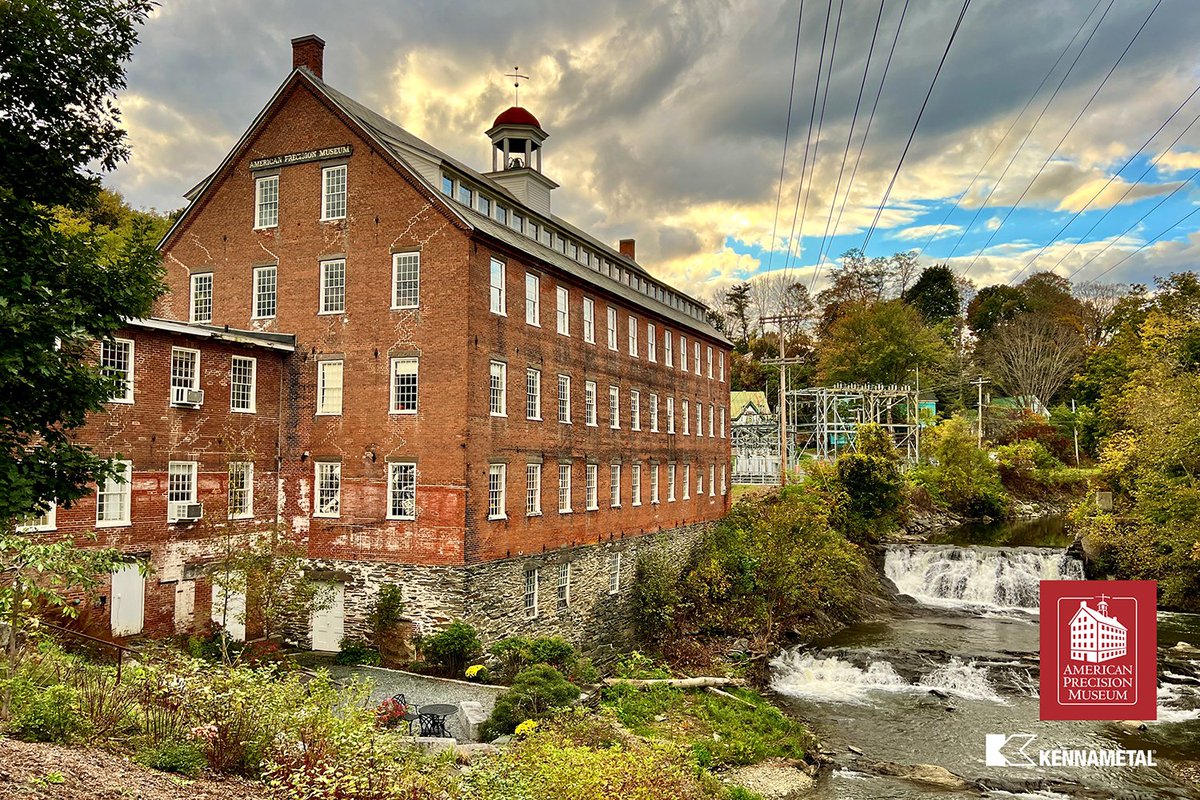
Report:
504,66,530,106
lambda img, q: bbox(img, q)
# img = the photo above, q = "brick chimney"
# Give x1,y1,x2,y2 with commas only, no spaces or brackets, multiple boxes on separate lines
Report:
291,34,325,79
619,238,636,260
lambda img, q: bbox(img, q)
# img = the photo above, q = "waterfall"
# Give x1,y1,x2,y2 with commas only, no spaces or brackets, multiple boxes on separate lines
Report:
770,651,1004,704
885,544,1083,611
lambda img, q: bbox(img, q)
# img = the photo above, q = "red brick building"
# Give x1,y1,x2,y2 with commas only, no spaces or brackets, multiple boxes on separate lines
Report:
54,35,732,652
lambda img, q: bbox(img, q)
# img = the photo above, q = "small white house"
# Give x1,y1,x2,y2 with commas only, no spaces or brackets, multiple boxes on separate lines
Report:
1068,597,1127,663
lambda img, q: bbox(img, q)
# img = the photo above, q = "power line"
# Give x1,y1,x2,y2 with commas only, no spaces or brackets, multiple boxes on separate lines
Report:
1048,105,1200,275
1085,201,1200,283
946,0,1117,266
811,0,888,283
816,0,911,290
780,0,836,288
917,0,1106,256
763,0,808,277
785,0,845,284
1009,78,1200,284
860,0,973,253
1066,166,1200,280
960,0,1164,278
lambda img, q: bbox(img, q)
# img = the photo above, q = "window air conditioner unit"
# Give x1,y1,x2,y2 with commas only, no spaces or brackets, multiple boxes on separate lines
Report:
173,502,204,521
184,389,204,406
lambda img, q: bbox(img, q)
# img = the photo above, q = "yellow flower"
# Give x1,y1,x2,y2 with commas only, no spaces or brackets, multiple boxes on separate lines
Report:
465,664,486,679
514,719,539,737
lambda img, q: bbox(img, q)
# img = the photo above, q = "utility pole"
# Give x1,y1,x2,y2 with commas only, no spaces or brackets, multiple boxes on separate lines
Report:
914,363,921,463
972,377,986,447
760,313,808,486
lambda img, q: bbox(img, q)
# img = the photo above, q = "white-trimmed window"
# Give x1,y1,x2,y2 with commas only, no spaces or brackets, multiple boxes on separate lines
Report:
17,504,55,532
190,273,213,324
490,258,506,315
255,175,279,229
558,462,572,513
388,462,417,520
101,338,134,403
628,315,638,357
720,351,726,383
97,460,132,526
698,466,705,497
556,286,569,335
650,463,660,504
316,360,343,415
667,397,675,434
647,323,656,362
458,184,473,206
322,164,347,220
167,461,198,522
489,360,507,417
496,205,507,225
488,464,507,520
606,306,618,350
558,374,571,423
679,335,687,371
526,367,541,420
610,462,621,508
392,252,420,309
441,175,454,196
319,259,346,314
586,464,598,510
649,394,659,432
556,562,571,611
230,356,256,413
609,385,620,429
478,195,491,216
722,465,728,496
608,552,622,594
708,404,714,437
664,330,673,367
227,461,253,520
585,381,598,426
694,341,702,375
524,569,539,619
668,462,677,501
683,464,691,500
710,464,717,497
630,389,641,431
707,346,714,378
526,463,542,516
583,297,595,343
720,406,726,438
682,400,690,435
631,463,642,506
169,347,200,406
525,272,541,326
390,357,419,414
315,461,341,517
253,265,277,319
697,401,703,438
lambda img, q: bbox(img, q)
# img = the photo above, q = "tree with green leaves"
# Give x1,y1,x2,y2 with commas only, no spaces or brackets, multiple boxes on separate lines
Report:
903,265,961,325
0,0,161,701
817,300,950,387
724,282,753,349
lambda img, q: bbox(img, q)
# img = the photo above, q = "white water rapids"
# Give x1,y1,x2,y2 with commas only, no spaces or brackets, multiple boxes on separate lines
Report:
770,652,1007,704
884,544,1084,611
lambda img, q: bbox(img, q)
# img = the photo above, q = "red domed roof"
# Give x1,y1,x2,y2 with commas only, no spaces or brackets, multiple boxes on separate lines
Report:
493,106,542,129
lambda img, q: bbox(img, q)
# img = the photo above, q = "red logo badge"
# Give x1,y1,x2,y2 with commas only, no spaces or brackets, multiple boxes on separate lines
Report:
1040,580,1157,721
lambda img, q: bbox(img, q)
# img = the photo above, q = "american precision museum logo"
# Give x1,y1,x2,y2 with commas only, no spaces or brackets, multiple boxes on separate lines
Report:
985,734,1157,768
1039,580,1157,721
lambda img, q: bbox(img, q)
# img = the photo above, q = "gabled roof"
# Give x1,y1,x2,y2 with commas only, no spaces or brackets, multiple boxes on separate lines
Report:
1069,602,1126,631
160,68,729,346
730,391,770,419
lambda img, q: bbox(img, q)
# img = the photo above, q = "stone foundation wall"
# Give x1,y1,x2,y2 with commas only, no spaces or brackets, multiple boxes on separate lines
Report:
303,521,711,657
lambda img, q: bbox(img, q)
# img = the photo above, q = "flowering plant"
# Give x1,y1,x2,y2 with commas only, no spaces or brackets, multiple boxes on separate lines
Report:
374,697,407,728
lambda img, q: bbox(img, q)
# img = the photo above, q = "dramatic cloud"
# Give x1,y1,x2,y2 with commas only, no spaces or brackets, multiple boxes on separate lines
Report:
110,0,1200,298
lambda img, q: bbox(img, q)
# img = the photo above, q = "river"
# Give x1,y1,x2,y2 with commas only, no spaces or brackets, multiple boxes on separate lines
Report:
769,517,1200,799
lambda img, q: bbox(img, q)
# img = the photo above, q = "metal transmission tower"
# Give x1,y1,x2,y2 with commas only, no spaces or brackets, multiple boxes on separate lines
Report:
787,383,921,463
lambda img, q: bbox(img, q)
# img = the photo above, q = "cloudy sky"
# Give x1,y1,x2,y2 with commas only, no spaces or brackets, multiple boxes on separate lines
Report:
111,0,1200,300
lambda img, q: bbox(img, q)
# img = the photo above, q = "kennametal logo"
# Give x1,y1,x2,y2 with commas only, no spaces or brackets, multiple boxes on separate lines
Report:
985,734,1157,768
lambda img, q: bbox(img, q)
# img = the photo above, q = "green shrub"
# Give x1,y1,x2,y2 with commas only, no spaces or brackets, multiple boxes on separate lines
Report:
335,636,381,666
137,740,207,777
419,621,482,676
367,584,406,637
482,664,580,739
631,550,681,644
488,635,586,684
833,423,905,542
10,684,90,743
915,416,1010,518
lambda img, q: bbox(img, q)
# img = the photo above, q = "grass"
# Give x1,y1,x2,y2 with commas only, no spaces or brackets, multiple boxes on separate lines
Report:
598,683,813,770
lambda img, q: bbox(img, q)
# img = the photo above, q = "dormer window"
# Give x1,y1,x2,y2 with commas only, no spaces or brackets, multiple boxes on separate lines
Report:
441,175,453,196
496,205,508,225
478,195,491,216
458,184,473,206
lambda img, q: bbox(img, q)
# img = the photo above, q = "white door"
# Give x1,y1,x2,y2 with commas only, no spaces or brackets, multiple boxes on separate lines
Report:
211,585,246,642
110,563,144,636
310,582,345,652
